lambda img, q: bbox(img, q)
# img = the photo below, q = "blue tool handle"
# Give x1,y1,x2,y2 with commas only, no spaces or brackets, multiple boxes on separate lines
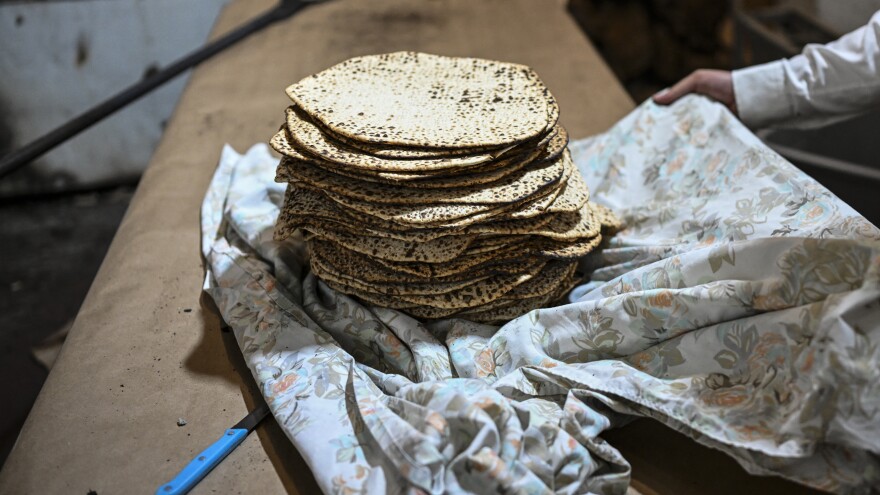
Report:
156,428,248,495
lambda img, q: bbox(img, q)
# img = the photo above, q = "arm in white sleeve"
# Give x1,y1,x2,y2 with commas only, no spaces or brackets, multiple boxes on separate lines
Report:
732,9,880,129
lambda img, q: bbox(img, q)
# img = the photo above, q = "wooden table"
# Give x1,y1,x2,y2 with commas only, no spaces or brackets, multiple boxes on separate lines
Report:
0,1,816,493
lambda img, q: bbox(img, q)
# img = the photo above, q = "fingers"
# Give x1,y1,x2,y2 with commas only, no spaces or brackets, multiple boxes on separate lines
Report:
652,72,699,105
703,70,736,114
653,70,737,113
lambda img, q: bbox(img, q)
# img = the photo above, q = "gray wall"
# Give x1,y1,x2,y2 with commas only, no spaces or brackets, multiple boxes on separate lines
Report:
0,0,231,194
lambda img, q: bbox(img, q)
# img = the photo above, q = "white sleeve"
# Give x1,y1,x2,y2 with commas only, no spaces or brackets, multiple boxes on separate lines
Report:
732,9,880,129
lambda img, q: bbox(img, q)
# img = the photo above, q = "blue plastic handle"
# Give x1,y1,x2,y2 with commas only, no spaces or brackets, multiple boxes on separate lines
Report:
156,428,248,495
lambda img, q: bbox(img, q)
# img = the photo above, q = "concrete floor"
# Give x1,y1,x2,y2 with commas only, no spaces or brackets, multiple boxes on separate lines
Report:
0,186,134,467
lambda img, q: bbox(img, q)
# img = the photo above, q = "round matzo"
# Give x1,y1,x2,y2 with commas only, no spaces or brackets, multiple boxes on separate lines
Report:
286,52,554,148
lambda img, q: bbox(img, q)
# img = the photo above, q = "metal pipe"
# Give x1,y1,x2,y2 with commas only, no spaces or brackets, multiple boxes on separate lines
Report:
766,142,880,182
0,0,310,179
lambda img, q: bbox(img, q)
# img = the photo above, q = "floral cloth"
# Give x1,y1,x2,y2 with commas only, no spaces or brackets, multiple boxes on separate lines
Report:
201,96,880,494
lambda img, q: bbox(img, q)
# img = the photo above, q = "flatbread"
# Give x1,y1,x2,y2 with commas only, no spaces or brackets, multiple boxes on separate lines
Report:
320,260,543,309
272,53,618,324
310,254,492,296
393,263,576,323
278,136,568,206
531,234,603,260
285,106,509,172
274,187,466,242
309,80,559,160
298,221,474,262
312,158,566,220
369,242,527,278
465,235,529,254
286,52,554,148
502,260,577,298
592,202,624,234
458,271,580,324
310,240,542,285
503,153,573,214
376,265,574,322
275,186,587,244
468,212,569,236
542,160,591,214
526,204,601,241
308,116,507,159
274,140,537,185
310,151,573,228
273,125,567,188
310,237,531,279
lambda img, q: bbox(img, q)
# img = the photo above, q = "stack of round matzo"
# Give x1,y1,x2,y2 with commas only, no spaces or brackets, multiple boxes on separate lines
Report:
272,52,620,324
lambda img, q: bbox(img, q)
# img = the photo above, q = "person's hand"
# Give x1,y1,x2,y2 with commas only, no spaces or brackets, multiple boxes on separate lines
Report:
652,69,737,115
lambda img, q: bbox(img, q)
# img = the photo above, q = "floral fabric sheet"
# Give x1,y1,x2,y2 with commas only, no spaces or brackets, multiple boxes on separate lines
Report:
201,96,880,494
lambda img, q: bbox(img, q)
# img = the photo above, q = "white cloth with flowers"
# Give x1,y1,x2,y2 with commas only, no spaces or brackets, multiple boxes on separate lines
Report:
201,96,880,494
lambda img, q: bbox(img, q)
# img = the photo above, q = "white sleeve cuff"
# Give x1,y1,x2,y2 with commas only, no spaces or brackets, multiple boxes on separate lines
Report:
732,61,790,129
